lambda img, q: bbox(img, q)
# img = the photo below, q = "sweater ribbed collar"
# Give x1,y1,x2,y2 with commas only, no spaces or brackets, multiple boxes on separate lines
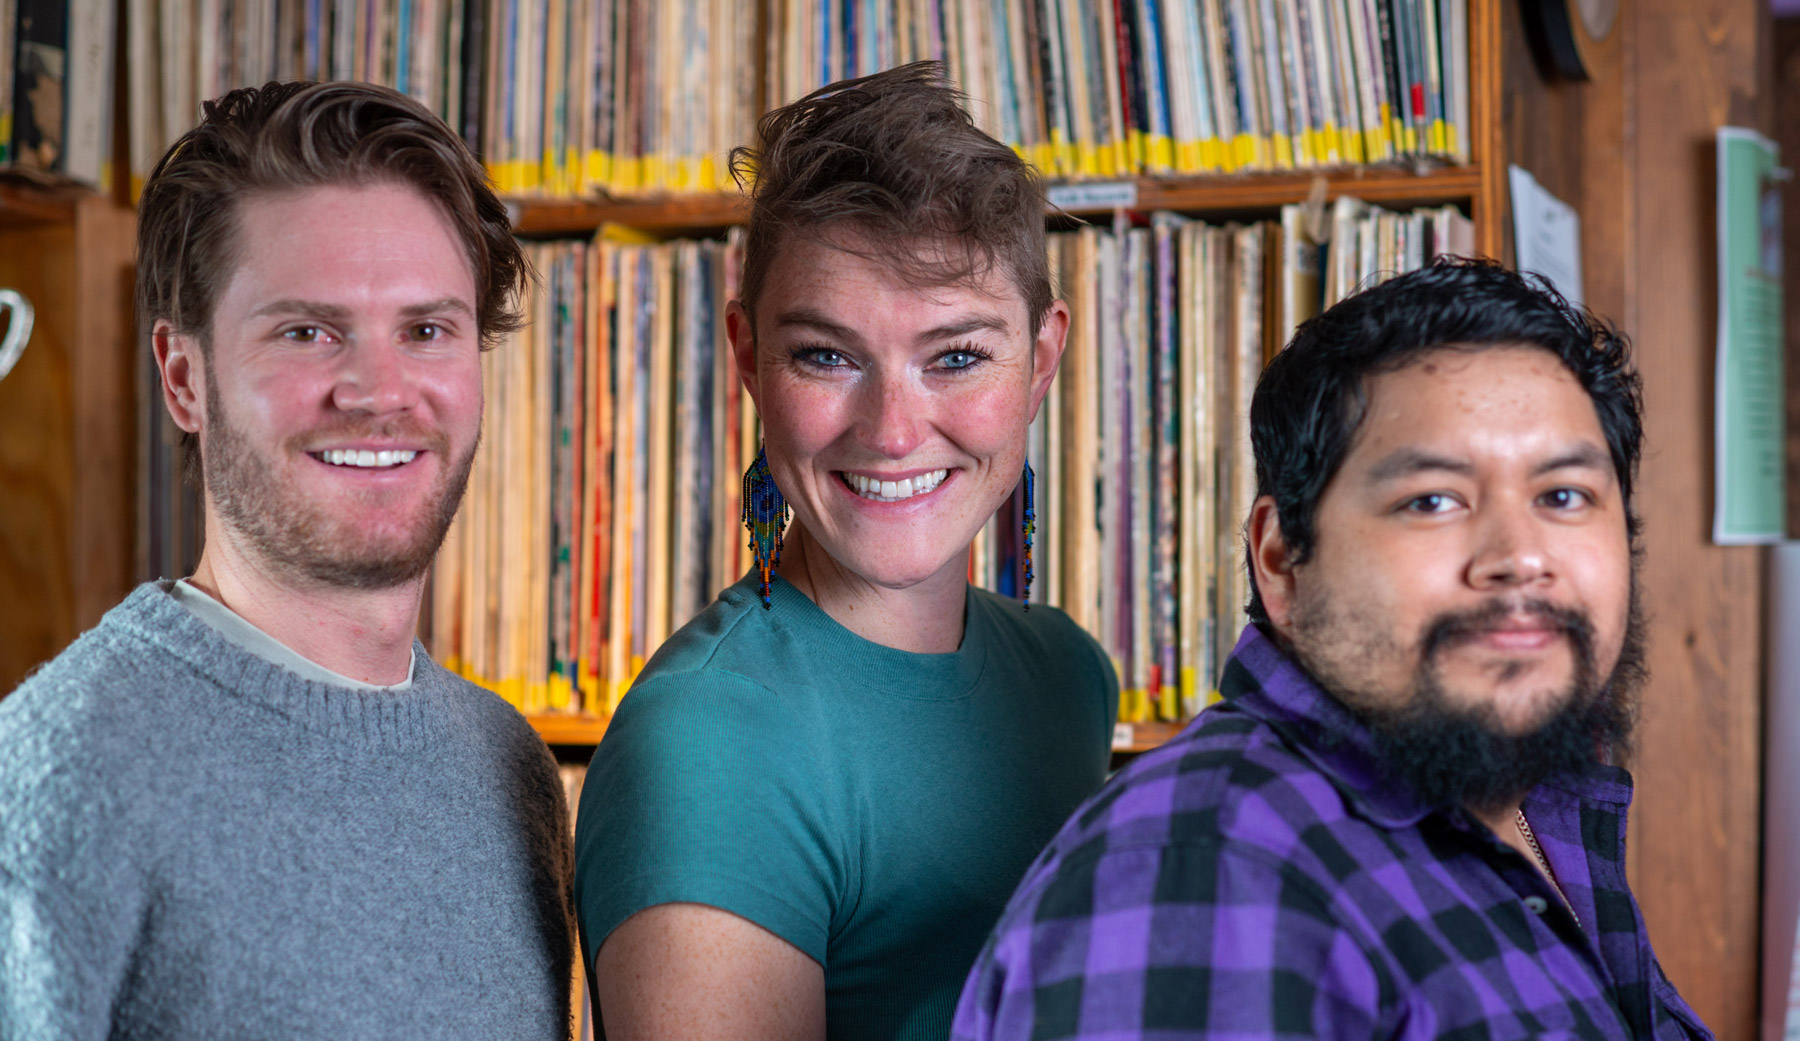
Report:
106,581,457,753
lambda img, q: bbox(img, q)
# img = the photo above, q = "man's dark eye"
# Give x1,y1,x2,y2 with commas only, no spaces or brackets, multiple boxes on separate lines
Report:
1542,488,1590,509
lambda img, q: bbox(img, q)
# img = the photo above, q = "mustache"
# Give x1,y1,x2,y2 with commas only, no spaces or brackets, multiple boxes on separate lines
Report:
287,417,450,454
1418,597,1596,663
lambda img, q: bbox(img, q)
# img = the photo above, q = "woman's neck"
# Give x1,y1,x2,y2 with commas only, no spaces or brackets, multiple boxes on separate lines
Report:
776,526,969,653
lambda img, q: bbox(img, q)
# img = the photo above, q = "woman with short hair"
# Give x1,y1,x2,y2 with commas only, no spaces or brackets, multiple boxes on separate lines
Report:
573,62,1118,1041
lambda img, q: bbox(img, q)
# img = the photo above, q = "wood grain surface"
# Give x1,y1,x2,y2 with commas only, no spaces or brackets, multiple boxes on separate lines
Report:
1497,0,1769,1033
0,198,136,695
0,222,79,691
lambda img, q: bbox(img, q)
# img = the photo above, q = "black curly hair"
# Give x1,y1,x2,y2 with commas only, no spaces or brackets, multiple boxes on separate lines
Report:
1245,258,1643,625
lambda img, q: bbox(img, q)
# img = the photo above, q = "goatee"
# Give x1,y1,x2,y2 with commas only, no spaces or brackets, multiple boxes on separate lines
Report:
203,371,475,590
1303,589,1645,814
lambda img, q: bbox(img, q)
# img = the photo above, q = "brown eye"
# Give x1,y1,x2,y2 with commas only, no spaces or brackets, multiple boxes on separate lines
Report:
1540,487,1591,510
1403,493,1454,514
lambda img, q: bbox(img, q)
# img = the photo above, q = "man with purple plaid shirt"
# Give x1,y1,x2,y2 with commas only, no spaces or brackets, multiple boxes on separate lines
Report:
954,261,1714,1040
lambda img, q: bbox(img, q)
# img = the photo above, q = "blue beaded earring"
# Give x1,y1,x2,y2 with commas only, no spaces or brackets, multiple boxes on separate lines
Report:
742,446,789,609
1020,461,1035,611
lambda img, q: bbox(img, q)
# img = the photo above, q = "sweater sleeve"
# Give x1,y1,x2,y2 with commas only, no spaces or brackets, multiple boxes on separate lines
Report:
0,859,123,1041
0,697,137,1041
571,668,842,970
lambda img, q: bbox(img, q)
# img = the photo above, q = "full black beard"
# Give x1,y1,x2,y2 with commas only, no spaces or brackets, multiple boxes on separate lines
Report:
1338,590,1645,814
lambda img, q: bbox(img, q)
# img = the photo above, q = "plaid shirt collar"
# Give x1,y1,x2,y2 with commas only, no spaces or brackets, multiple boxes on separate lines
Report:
1220,623,1636,828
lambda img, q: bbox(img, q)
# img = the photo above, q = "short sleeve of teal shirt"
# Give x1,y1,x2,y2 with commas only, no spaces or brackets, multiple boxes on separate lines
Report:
574,574,1118,1040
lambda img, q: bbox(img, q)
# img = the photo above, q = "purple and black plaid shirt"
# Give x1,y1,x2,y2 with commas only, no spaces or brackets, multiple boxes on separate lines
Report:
953,625,1714,1040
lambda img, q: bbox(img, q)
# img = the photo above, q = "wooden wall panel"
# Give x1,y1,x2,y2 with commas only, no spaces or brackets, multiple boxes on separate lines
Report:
1500,1,1769,1035
1615,1,1769,1036
0,199,137,696
70,200,138,631
0,224,78,691
1778,17,1800,535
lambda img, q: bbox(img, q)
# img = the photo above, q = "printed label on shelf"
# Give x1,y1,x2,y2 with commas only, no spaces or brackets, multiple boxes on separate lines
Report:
1047,181,1139,212
1112,722,1135,749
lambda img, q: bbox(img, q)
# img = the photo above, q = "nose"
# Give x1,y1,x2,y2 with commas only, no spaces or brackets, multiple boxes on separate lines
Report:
858,370,926,459
330,341,421,415
1467,502,1551,589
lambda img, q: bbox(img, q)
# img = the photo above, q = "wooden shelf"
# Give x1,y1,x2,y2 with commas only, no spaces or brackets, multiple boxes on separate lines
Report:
510,193,750,236
1131,163,1481,215
527,712,613,745
0,177,89,229
506,164,1482,237
1111,720,1187,755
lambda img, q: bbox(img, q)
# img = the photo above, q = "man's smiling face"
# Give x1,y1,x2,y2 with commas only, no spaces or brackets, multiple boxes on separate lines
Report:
189,181,483,590
1258,346,1636,776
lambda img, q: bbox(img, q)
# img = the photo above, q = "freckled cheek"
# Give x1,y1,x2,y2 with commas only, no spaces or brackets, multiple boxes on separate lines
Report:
756,386,859,463
941,384,1031,458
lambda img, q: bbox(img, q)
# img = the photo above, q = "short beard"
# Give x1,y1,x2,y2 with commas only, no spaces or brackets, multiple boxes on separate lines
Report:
1296,583,1646,815
203,369,475,590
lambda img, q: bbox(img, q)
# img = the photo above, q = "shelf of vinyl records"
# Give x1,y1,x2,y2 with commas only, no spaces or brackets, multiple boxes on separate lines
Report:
508,164,1483,236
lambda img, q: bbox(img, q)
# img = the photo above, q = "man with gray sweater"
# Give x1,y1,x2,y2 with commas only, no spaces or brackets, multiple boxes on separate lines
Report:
0,82,573,1038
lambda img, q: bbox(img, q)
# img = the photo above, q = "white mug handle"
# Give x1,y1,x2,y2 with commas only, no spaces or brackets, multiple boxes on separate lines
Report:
0,289,34,382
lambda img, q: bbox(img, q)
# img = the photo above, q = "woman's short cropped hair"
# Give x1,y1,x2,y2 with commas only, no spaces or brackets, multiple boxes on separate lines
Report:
730,61,1053,336
1246,258,1644,625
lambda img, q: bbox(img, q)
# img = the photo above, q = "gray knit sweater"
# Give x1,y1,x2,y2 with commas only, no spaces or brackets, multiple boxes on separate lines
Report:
0,582,574,1040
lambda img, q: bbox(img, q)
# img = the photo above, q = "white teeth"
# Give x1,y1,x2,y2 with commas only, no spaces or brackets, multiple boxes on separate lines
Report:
843,468,948,502
319,449,419,468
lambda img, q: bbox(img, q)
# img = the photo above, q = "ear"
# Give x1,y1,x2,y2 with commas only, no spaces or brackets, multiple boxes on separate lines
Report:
1249,495,1300,632
154,321,206,435
1026,300,1070,421
725,298,760,410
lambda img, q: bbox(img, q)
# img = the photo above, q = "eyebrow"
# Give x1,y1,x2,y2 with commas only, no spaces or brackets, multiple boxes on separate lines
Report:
1533,443,1614,478
398,298,477,320
1365,449,1475,483
248,297,476,321
1364,442,1615,483
250,299,352,321
772,307,1013,346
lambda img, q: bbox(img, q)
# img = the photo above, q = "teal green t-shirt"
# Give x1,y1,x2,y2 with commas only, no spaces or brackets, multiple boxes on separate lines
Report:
573,573,1118,1040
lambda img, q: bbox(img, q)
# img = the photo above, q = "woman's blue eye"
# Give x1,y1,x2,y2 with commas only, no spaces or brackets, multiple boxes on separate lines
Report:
941,351,980,370
801,348,847,367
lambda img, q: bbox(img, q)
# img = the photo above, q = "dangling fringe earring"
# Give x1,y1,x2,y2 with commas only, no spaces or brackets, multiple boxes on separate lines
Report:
1020,461,1035,611
742,446,789,609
